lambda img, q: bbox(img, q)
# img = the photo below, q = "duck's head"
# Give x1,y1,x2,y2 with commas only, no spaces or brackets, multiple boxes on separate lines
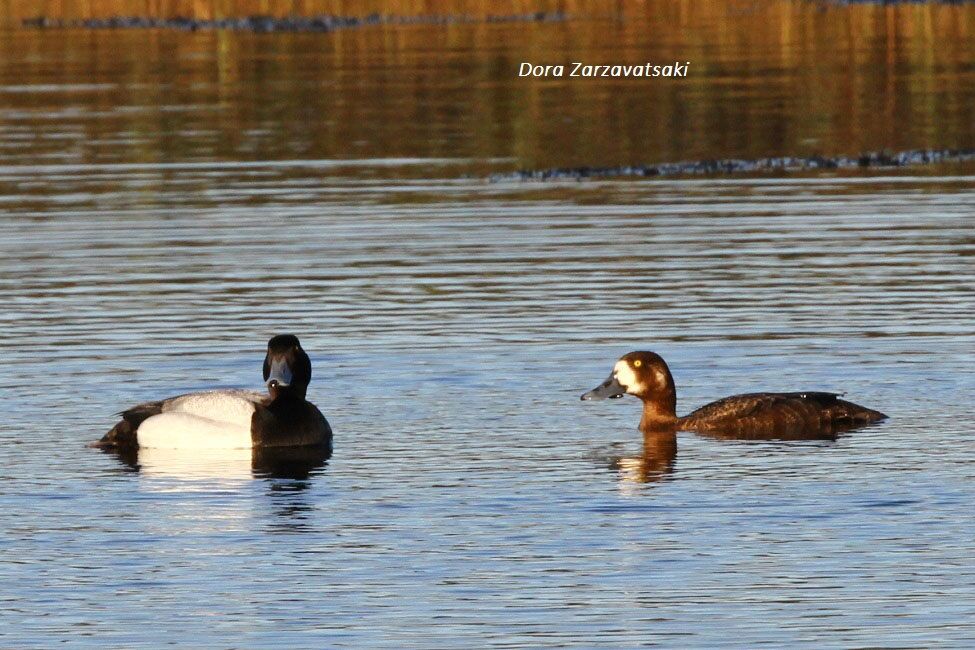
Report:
263,334,312,400
581,351,675,403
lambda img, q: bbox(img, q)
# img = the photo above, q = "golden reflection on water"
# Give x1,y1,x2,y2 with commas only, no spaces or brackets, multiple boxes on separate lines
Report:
0,0,599,23
1,0,973,172
611,421,866,489
615,430,678,486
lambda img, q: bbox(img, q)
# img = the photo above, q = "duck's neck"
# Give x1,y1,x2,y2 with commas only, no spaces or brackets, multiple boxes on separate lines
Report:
268,387,307,414
639,389,678,432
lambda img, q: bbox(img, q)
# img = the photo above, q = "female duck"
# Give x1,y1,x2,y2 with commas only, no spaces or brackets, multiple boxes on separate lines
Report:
96,335,332,451
582,351,886,437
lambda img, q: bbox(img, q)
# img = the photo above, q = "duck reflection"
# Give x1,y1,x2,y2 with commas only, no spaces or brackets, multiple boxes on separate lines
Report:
262,477,321,535
98,445,330,480
252,445,331,480
608,420,879,485
613,430,678,484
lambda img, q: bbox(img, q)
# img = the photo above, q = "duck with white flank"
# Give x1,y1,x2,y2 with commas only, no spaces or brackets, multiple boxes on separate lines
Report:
95,335,331,451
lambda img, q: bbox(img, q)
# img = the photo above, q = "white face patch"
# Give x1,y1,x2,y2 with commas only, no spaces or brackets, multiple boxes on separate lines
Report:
614,360,646,395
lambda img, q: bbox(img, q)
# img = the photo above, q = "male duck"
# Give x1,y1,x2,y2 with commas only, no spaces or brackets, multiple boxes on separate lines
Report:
95,335,332,451
582,351,886,437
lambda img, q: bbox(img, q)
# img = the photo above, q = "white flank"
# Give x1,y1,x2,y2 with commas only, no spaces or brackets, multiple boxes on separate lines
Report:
136,390,259,449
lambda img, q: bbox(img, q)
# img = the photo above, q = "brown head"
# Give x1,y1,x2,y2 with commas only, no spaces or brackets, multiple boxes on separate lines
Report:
581,351,678,428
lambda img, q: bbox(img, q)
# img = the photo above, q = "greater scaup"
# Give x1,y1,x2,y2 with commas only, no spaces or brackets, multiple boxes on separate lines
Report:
94,335,332,451
582,351,886,437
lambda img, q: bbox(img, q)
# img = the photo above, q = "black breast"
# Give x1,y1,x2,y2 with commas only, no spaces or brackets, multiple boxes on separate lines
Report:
677,392,886,438
251,400,332,448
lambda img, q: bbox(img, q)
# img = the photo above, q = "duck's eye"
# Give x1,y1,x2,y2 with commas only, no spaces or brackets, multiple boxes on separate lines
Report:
633,359,642,368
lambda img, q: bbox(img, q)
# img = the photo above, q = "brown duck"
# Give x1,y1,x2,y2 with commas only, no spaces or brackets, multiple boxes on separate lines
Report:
581,351,886,437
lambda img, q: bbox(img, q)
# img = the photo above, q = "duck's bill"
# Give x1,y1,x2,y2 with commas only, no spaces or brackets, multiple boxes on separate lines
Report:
266,357,293,388
581,374,625,400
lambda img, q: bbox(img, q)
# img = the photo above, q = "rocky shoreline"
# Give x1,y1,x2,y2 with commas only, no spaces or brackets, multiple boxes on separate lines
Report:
489,149,975,182
22,12,565,32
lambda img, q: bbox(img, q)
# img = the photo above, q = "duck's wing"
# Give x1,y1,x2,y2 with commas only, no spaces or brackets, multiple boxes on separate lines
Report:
678,392,885,439
160,390,267,422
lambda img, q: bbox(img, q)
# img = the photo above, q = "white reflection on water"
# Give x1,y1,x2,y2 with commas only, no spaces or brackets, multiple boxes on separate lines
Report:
133,447,255,483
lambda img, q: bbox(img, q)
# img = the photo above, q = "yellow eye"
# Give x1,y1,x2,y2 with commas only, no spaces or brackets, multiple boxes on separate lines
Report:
633,359,642,367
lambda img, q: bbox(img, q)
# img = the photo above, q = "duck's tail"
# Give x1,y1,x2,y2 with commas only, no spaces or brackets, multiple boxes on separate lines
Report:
831,398,887,425
90,400,164,449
